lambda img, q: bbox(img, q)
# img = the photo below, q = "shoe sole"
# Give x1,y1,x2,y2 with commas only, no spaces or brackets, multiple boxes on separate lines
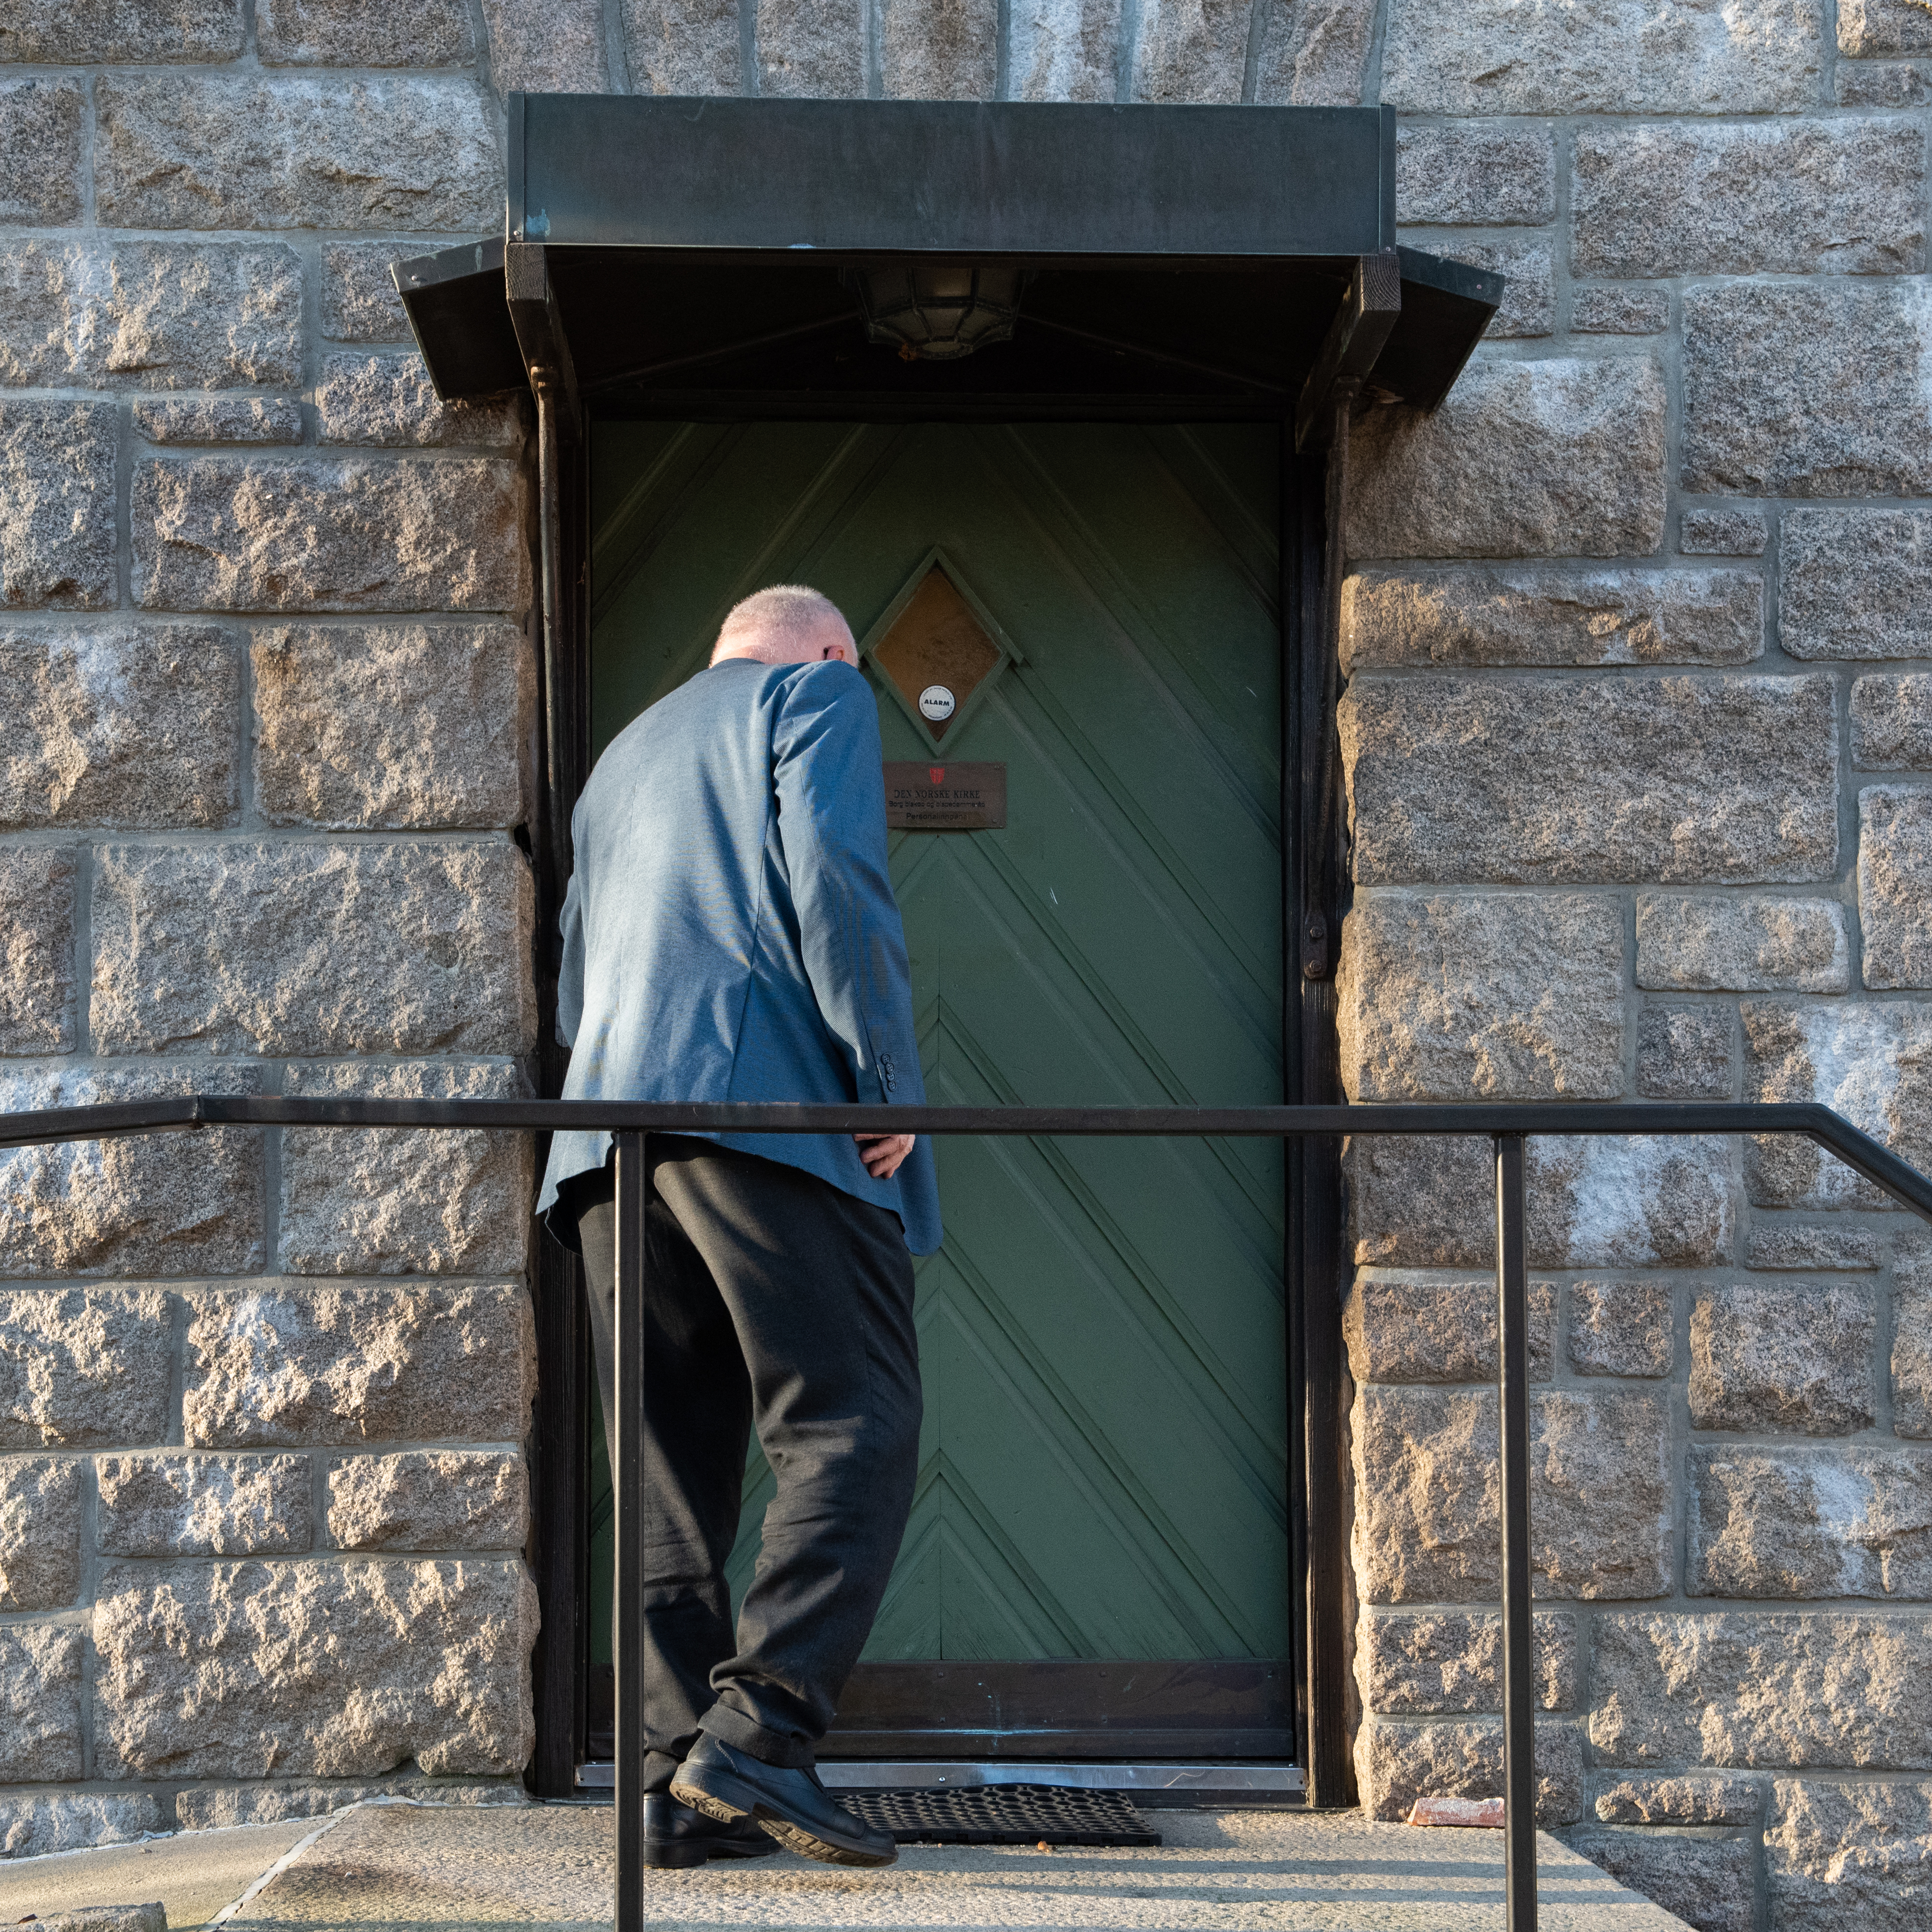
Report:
670,1771,897,1869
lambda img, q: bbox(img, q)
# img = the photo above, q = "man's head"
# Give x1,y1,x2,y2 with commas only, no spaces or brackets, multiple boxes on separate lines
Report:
711,585,857,667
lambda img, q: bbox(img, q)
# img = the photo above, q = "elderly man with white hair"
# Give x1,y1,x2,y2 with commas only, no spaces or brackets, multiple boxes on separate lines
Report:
537,584,940,1871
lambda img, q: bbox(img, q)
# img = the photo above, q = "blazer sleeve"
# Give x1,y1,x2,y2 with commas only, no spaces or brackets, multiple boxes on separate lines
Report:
555,860,586,1051
770,662,922,1106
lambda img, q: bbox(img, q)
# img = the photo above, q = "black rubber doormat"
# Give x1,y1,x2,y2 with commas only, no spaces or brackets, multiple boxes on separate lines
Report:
841,1784,1161,1846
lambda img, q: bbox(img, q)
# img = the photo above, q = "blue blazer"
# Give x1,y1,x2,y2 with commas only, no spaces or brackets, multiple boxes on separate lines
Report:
536,656,942,1255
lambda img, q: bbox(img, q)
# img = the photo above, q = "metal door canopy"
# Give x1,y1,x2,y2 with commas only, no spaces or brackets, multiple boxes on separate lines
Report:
395,96,1502,420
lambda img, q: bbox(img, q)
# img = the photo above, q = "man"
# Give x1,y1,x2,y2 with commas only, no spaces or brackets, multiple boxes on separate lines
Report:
537,584,941,1872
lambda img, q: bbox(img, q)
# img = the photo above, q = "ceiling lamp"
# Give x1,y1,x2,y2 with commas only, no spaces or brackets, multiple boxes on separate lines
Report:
848,263,1033,362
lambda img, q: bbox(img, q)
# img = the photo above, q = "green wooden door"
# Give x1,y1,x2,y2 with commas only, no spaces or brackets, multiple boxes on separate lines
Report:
586,421,1287,1726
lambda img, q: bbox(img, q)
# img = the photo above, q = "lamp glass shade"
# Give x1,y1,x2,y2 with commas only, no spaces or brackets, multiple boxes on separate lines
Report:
851,263,1031,361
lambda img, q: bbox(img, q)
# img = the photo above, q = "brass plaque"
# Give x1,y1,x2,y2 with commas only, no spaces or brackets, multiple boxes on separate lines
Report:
884,761,1007,830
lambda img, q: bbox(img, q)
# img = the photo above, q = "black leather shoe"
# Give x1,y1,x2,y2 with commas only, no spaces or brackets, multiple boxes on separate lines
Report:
643,1788,779,1869
670,1733,898,1868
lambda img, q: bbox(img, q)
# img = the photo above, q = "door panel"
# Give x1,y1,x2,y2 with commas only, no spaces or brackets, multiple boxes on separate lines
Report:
587,420,1286,1737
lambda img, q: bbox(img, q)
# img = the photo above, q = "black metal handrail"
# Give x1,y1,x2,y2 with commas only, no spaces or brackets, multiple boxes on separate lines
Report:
7,1096,1930,1932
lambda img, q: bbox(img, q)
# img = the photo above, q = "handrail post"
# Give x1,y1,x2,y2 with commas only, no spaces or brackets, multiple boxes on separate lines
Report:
1495,1133,1535,1932
613,1132,647,1932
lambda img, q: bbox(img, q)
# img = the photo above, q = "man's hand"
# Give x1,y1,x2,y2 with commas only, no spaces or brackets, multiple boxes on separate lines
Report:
854,1132,915,1180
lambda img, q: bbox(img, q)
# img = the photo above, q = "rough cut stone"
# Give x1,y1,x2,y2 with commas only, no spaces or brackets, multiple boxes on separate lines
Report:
757,0,862,94
481,0,609,89
1341,673,1836,886
1636,895,1849,993
1572,288,1671,337
182,1281,535,1448
1345,1270,1556,1385
1338,893,1624,1100
1350,358,1666,560
1573,120,1924,278
1349,1133,1733,1269
1683,285,1932,497
1595,1774,1764,1825
1010,0,1120,100
1351,1385,1671,1602
1690,1282,1875,1434
280,1060,534,1276
0,846,73,1053
91,841,534,1057
1681,508,1766,557
1566,1832,1755,1932
316,355,523,450
329,1451,529,1552
0,401,117,611
0,1793,161,1859
1690,1444,1932,1598
1132,0,1250,101
96,1453,312,1558
1895,1267,1932,1437
1745,1001,1932,1210
1747,1223,1879,1270
1254,0,1375,103
1842,0,1932,53
0,80,82,225
132,398,304,446
96,76,498,232
1361,1611,1575,1713
1340,568,1762,672
0,625,238,829
1853,675,1932,770
256,0,472,62
1839,58,1927,103
1356,1718,1582,1825
1768,1778,1932,1931
1382,0,1822,113
29,1910,166,1932
1395,128,1554,226
320,244,412,344
252,623,530,830
1568,1281,1674,1379
0,1622,81,1782
0,1,242,60
0,1066,264,1279
174,1776,528,1831
622,0,743,94
0,1457,79,1610
0,240,303,390
1590,1613,1932,1768
132,457,528,615
1860,790,1932,989
93,1558,539,1778
1782,509,1932,659
1638,1006,1734,1101
881,0,995,96
0,1289,169,1449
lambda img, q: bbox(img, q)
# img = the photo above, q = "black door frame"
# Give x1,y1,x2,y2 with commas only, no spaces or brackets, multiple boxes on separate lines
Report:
526,400,1346,1800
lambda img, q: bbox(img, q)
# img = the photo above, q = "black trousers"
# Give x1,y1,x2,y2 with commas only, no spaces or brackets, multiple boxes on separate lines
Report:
563,1138,922,1791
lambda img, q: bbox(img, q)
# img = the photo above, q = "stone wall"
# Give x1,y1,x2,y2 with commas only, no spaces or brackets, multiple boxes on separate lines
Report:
0,1,1924,1924
0,0,543,1853
1340,3,1932,1928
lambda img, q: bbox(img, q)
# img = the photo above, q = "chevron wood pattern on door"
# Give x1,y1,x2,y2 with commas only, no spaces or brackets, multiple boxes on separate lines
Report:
589,420,1287,1666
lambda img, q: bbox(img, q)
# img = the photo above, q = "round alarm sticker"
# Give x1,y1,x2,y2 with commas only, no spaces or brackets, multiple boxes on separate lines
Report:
918,685,956,722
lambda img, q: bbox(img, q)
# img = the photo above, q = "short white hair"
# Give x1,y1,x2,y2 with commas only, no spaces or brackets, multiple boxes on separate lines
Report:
713,583,851,661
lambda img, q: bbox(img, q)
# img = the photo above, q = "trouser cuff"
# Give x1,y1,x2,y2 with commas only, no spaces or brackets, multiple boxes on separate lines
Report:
643,1748,681,1793
699,1699,817,1769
